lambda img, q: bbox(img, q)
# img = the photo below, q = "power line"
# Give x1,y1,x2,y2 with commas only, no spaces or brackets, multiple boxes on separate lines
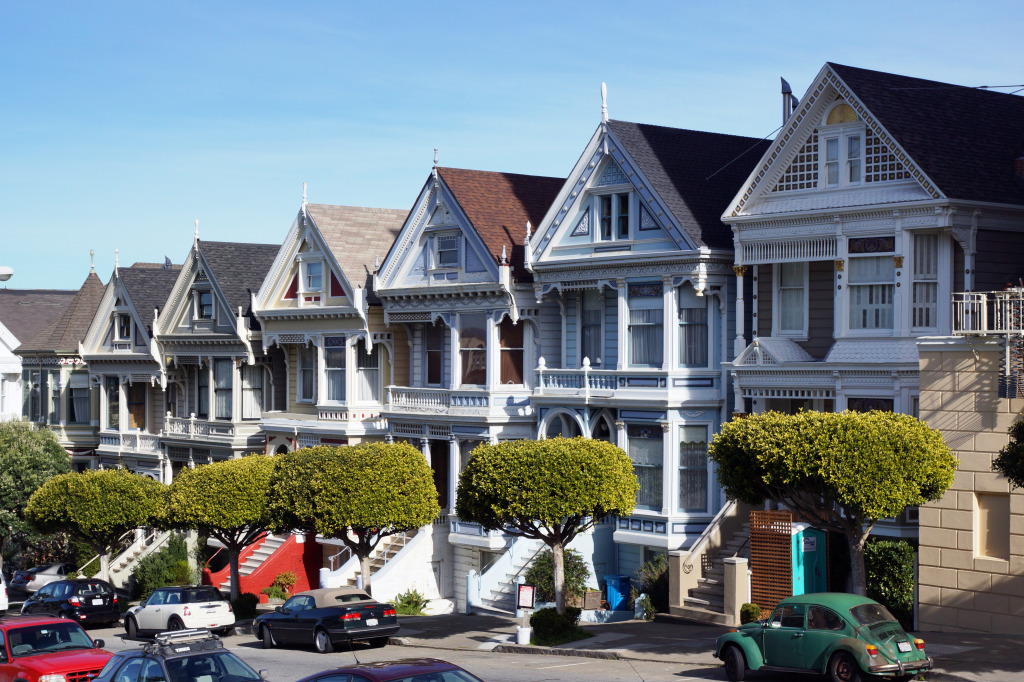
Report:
705,124,783,181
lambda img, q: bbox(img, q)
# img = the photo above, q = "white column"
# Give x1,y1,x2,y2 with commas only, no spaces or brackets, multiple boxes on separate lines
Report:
733,266,747,357
616,279,628,370
661,421,672,517
448,437,459,514
420,437,431,467
615,419,627,451
486,313,498,390
663,277,677,371
118,377,128,431
449,316,460,390
232,360,241,422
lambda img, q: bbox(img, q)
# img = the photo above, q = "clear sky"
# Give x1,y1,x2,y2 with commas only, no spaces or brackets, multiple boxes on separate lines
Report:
2,1,1021,290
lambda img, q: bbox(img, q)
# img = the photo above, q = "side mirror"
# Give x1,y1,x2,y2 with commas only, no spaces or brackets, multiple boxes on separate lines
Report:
274,606,283,613
94,639,105,649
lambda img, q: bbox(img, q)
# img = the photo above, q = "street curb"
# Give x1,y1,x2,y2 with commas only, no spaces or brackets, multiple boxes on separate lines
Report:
491,644,619,660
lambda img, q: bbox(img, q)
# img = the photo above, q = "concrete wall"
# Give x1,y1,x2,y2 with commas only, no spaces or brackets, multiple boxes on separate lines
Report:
917,336,1024,633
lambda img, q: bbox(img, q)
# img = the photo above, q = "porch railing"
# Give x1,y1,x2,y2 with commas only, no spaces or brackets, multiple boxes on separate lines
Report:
386,387,490,412
165,415,235,439
99,431,161,454
953,289,1024,336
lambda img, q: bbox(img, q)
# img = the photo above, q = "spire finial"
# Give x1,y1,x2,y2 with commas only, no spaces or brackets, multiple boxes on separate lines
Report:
433,147,438,168
500,245,507,265
601,82,608,122
194,219,199,245
374,254,380,272
90,249,95,274
114,248,119,272
302,181,308,207
525,221,532,243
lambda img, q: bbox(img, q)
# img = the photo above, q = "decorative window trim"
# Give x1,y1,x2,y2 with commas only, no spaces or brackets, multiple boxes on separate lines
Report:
322,336,346,404
430,231,462,271
911,233,939,331
571,208,591,236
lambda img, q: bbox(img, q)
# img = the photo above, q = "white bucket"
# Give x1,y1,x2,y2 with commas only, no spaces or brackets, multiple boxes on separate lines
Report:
516,626,532,645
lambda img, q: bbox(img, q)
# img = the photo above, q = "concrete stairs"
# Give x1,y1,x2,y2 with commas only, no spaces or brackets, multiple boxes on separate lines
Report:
479,539,543,614
108,529,173,589
674,523,751,625
347,530,418,586
219,534,286,594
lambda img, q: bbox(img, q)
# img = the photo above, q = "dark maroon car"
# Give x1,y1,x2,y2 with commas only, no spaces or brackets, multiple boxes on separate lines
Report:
296,658,484,682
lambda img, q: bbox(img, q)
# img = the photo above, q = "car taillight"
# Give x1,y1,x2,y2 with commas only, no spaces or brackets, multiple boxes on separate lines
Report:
914,638,926,650
69,596,81,606
865,644,878,657
113,596,118,604
183,606,191,616
383,608,396,617
227,603,233,612
341,613,361,621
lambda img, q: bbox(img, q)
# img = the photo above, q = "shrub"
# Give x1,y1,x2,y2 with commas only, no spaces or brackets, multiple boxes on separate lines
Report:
524,549,590,604
271,571,297,593
635,594,656,621
740,603,762,624
131,534,196,599
865,538,915,630
261,585,287,600
232,593,259,619
632,552,669,613
391,588,430,615
529,606,583,643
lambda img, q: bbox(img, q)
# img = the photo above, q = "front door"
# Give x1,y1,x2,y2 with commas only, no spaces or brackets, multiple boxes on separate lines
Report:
763,604,807,669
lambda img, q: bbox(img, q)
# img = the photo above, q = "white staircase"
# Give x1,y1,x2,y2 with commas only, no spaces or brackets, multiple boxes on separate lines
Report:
218,534,287,594
107,529,173,589
474,538,544,614
346,531,418,586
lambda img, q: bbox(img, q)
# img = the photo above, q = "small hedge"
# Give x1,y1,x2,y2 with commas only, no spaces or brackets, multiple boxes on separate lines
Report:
391,588,429,615
131,534,196,599
232,593,259,619
740,603,762,624
529,606,591,646
864,538,915,631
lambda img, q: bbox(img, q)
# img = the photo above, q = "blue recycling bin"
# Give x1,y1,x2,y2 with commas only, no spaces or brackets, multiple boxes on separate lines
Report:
604,575,631,611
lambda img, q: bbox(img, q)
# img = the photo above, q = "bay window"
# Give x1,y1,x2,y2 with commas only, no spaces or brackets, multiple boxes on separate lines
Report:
324,337,346,402
499,318,524,385
68,372,90,424
678,284,708,367
679,426,709,513
628,284,663,367
459,313,487,385
777,262,807,335
849,256,894,330
298,345,315,402
105,376,120,429
355,339,381,402
213,359,232,420
581,289,603,365
424,324,445,386
628,424,663,510
912,234,939,329
242,365,264,419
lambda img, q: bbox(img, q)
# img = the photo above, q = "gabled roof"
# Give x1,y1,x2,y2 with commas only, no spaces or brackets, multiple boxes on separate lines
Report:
118,263,182,335
436,167,563,276
198,241,280,316
304,204,407,302
828,63,1024,206
17,272,106,354
608,120,771,249
0,289,77,347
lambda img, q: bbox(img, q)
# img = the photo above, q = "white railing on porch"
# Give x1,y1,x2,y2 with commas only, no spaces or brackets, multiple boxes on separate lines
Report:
535,357,674,394
165,415,235,439
99,431,162,454
953,290,1024,336
386,387,490,411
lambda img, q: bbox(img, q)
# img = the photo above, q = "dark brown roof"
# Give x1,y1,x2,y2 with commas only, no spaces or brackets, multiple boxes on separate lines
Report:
198,241,280,317
608,120,771,249
17,272,106,354
436,167,564,280
830,63,1024,206
119,263,182,335
0,289,77,347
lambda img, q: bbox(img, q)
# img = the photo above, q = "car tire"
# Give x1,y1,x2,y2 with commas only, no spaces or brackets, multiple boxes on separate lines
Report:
368,637,388,649
314,628,334,654
722,645,746,682
168,616,185,631
125,617,138,638
261,626,275,649
829,652,863,682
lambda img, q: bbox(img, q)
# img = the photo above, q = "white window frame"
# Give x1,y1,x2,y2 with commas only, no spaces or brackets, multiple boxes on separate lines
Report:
847,253,895,334
911,233,939,332
678,424,711,515
354,338,382,403
322,336,347,404
301,260,324,293
595,191,632,242
773,262,809,339
579,289,605,366
194,290,214,320
115,313,133,342
820,110,865,189
297,345,316,404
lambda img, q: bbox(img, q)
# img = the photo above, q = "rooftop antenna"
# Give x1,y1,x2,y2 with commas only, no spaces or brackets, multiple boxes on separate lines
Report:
89,250,96,274
302,181,308,208
601,82,608,122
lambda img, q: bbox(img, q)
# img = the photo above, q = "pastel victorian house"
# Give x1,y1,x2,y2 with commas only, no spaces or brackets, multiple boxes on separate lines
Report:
0,287,75,421
80,261,181,480
15,266,106,468
152,237,281,467
373,164,562,609
527,115,768,581
253,196,407,453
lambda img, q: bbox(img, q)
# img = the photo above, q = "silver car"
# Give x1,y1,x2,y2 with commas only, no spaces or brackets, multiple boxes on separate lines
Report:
10,563,67,593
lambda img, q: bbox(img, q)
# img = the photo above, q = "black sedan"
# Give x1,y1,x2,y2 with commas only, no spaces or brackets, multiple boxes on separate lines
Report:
254,587,399,653
20,578,120,626
297,659,484,682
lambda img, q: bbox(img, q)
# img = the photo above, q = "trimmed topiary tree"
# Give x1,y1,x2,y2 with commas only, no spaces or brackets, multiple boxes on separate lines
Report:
267,442,439,595
25,469,166,581
165,454,275,600
456,437,638,615
708,410,956,596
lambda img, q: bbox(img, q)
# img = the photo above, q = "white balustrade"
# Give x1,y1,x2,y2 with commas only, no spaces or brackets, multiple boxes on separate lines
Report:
953,290,1024,335
386,387,490,413
164,415,235,440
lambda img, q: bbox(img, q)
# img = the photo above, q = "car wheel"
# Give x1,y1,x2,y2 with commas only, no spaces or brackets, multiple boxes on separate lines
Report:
168,616,185,631
314,628,334,654
261,626,275,649
722,645,746,682
829,652,863,682
368,637,388,649
125,617,138,638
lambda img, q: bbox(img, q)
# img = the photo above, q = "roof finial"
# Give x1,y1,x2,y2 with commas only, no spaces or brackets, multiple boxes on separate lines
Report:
500,245,507,265
433,147,438,168
114,248,119,273
601,82,608,122
90,249,96,274
194,219,199,246
302,181,308,207
374,254,380,272
525,221,532,244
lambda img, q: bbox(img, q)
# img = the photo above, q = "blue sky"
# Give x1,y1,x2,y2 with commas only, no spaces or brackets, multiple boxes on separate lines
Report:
2,1,1021,290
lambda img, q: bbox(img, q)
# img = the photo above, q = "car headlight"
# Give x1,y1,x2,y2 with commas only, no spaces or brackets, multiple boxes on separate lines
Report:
39,675,68,682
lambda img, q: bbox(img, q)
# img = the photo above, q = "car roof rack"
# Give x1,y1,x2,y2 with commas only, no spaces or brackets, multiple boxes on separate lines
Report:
141,629,223,656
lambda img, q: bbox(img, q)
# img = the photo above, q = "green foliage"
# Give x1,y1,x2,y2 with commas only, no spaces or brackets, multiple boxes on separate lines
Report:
131,534,196,599
524,549,590,603
634,594,656,621
864,539,915,630
390,588,430,615
740,603,763,624
0,420,71,560
993,420,1024,488
25,469,167,555
166,455,274,539
261,585,287,600
271,571,296,593
529,607,589,646
232,593,259,619
632,553,669,613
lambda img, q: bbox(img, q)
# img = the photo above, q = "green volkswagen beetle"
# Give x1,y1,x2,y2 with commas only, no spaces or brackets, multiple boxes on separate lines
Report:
714,593,933,682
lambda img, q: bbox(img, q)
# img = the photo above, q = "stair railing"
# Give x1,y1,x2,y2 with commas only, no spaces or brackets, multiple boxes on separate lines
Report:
328,545,353,571
77,527,142,576
377,531,411,570
682,499,736,574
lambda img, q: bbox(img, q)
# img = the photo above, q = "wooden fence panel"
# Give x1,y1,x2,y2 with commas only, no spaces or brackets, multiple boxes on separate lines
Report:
749,510,792,615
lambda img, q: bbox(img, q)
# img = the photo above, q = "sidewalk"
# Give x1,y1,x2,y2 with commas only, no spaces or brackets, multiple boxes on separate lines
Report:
389,611,1024,681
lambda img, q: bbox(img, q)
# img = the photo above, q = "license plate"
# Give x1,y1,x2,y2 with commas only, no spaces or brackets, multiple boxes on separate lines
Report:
365,618,378,626
92,598,103,606
897,641,912,653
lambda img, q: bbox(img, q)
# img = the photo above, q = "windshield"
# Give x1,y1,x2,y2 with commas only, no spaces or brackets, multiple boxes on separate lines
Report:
389,672,484,682
165,652,261,682
8,622,94,657
184,587,224,603
850,602,898,626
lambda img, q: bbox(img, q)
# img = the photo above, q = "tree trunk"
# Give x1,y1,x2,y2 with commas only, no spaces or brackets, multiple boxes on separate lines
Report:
359,553,373,596
552,542,566,615
846,530,868,596
228,547,240,602
100,553,110,582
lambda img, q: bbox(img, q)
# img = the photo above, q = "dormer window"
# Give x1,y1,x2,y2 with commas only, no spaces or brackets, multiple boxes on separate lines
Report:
597,193,630,240
433,233,461,269
116,314,132,341
305,261,323,290
197,291,213,319
821,102,864,189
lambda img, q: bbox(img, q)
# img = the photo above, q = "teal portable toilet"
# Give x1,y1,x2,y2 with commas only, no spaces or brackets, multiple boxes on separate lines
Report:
791,523,827,595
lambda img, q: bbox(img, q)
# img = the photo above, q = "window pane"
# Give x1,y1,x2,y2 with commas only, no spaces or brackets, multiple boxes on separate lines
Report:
356,341,380,402
128,382,146,430
581,289,603,365
848,256,894,283
325,338,346,402
617,193,629,238
307,262,322,289
460,314,487,385
679,426,708,513
242,365,263,419
629,308,663,366
437,234,459,266
628,424,663,510
679,305,708,367
424,324,444,386
197,367,209,417
779,262,802,287
106,376,119,429
214,359,232,420
826,138,839,162
299,346,315,401
779,288,804,331
600,195,612,239
499,319,523,385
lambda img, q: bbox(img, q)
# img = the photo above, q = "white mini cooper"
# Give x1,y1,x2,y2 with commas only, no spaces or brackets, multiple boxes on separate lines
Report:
125,585,235,637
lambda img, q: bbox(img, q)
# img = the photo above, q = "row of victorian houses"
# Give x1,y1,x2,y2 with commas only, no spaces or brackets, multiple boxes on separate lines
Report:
5,62,1024,630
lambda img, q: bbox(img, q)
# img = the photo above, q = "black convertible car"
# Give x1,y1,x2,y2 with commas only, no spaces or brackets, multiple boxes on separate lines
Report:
253,587,399,653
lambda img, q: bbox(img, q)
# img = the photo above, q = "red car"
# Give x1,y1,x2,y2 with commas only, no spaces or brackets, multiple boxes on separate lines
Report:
0,615,112,682
296,659,484,682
